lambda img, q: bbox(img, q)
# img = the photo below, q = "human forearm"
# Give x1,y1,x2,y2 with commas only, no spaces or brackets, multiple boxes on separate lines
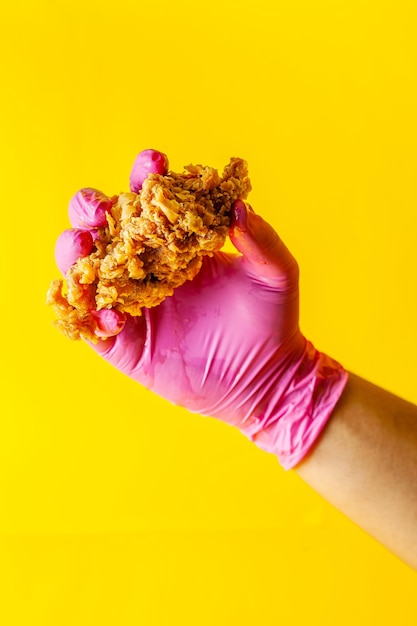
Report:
295,372,417,570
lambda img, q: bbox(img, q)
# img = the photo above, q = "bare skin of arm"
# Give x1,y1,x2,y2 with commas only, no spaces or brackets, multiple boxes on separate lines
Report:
296,372,417,570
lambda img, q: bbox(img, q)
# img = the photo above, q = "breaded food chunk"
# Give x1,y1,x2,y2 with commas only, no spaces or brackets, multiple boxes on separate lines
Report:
47,157,251,341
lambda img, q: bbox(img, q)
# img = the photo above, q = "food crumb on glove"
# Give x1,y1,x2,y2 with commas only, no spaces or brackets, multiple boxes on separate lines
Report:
47,156,251,342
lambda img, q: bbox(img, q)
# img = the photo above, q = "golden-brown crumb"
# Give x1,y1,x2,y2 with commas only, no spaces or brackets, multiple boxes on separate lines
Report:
47,157,251,341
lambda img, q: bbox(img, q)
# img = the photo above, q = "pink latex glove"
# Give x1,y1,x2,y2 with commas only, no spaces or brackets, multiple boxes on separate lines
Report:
56,151,348,469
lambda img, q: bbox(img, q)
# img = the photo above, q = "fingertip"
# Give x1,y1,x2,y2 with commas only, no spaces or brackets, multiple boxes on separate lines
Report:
91,309,126,338
230,199,249,233
69,188,112,228
229,202,298,285
129,149,169,193
86,313,147,372
54,228,94,276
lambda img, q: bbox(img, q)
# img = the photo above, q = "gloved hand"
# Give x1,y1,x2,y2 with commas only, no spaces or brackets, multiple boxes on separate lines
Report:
55,151,348,469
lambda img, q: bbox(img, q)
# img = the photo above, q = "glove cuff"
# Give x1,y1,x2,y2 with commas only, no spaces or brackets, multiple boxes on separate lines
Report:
243,340,349,469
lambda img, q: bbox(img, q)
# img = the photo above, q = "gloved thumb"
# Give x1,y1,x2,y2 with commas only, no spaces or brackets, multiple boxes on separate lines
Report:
229,200,299,288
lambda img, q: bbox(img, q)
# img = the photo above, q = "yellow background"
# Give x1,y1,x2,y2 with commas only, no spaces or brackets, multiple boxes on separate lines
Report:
1,0,416,623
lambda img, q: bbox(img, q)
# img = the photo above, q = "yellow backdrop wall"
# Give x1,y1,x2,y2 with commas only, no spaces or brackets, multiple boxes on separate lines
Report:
1,0,416,624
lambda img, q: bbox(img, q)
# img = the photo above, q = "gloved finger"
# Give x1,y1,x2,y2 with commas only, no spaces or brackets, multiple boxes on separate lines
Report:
54,228,94,275
68,188,114,228
88,314,147,376
229,200,299,289
129,149,169,193
91,309,126,338
54,227,127,338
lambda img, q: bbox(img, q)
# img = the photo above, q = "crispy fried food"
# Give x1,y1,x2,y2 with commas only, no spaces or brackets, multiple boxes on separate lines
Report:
47,157,251,341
